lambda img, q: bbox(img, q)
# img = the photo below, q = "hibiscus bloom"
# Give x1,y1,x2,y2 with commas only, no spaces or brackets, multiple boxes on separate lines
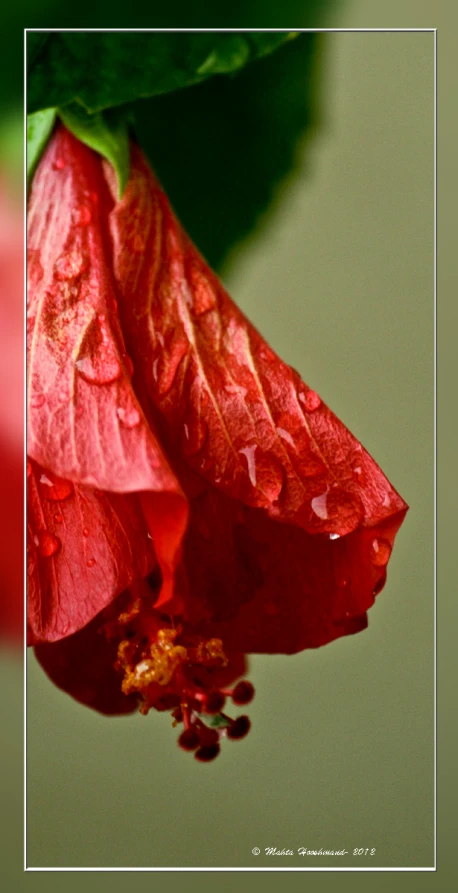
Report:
27,125,408,761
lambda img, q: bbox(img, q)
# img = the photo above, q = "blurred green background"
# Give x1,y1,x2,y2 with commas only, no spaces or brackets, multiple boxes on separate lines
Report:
22,28,434,869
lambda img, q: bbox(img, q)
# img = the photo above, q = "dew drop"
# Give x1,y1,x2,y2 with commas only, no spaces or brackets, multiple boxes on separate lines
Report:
83,528,89,537
370,537,392,567
329,532,340,540
37,530,61,558
117,406,141,428
326,487,364,536
75,314,121,385
311,490,328,520
182,417,208,457
27,460,33,478
30,394,46,409
54,248,87,281
54,513,63,524
72,205,92,226
86,557,96,568
190,278,217,316
300,389,321,412
157,338,188,396
382,494,391,508
239,445,257,487
28,250,44,286
39,471,73,502
276,427,295,448
53,157,66,170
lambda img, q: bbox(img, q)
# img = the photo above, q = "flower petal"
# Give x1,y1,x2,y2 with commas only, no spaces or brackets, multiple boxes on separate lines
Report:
27,126,178,498
180,483,406,653
27,457,159,643
105,147,408,539
27,127,189,620
34,609,138,715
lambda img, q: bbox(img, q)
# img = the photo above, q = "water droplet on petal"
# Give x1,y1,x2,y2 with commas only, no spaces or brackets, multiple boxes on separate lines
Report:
75,315,121,385
276,427,295,448
326,487,364,536
117,406,141,428
27,460,33,478
54,513,63,524
28,250,44,286
182,417,208,457
156,338,188,396
37,530,61,557
53,157,66,170
86,557,96,568
39,471,73,502
239,445,257,487
190,278,217,316
83,528,89,537
311,490,328,520
382,494,391,508
30,394,46,409
301,389,321,412
72,205,92,226
54,249,87,281
370,537,392,567
329,532,340,540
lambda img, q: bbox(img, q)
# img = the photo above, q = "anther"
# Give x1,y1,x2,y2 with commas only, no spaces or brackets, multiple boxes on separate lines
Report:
178,728,200,751
231,681,255,705
227,715,251,740
204,691,226,714
195,743,220,762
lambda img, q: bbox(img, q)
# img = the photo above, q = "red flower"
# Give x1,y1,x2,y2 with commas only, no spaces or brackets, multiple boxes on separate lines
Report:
27,126,407,760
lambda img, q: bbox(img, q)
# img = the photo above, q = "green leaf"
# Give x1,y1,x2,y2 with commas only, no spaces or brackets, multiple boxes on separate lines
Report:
27,32,297,115
208,714,232,728
27,108,56,183
58,105,130,198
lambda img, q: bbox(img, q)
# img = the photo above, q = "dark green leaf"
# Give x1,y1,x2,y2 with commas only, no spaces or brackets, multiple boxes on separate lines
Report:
27,108,56,183
58,105,130,198
132,33,320,271
27,32,297,115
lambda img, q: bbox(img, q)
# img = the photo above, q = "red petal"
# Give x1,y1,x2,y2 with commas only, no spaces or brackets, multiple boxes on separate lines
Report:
27,127,178,498
27,457,159,643
181,484,406,653
105,147,408,538
27,128,189,623
104,147,408,652
34,608,138,715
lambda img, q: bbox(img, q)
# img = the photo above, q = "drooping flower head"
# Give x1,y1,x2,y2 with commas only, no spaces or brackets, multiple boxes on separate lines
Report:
27,125,408,760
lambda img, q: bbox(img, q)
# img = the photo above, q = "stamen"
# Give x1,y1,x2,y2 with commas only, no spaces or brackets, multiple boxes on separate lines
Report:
108,592,254,762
